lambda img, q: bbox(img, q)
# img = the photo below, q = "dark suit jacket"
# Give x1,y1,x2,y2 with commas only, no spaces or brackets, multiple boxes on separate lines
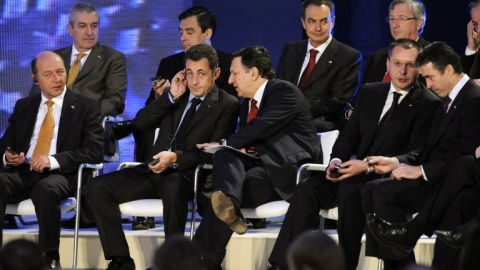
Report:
462,51,480,79
332,82,441,162
145,49,236,105
397,79,480,185
29,43,127,117
226,79,321,200
363,36,430,85
277,38,362,122
0,90,104,183
134,85,239,172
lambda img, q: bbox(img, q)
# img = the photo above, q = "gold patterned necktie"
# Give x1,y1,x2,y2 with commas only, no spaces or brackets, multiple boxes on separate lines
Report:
31,100,55,160
67,53,86,89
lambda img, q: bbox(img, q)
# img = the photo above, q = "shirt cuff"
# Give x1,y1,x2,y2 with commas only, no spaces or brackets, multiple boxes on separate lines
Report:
3,153,7,166
420,165,428,181
466,46,478,56
330,158,342,165
48,156,60,171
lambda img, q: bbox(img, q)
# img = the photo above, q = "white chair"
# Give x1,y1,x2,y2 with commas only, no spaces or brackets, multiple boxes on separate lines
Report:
114,162,210,240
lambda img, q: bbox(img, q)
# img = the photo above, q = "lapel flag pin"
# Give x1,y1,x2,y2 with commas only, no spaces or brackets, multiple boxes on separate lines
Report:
328,61,333,64
97,55,101,59
71,106,75,109
409,104,412,107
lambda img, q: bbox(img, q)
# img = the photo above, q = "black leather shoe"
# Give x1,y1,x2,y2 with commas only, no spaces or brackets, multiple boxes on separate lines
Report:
366,213,414,257
3,214,18,229
110,120,135,140
44,258,62,270
106,256,135,270
61,215,96,229
435,218,480,249
211,191,247,235
132,217,155,230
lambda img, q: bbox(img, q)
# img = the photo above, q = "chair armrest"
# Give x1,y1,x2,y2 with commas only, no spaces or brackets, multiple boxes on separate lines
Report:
296,163,328,184
116,162,143,170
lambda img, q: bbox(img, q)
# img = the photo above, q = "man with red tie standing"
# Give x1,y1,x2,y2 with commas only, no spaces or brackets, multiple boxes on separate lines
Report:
277,0,362,132
195,46,321,270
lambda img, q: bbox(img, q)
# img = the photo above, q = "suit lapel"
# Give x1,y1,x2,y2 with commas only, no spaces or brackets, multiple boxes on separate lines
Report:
57,46,73,72
362,84,390,152
75,43,104,82
292,41,308,84
183,86,220,136
303,38,338,91
57,91,77,150
22,94,42,150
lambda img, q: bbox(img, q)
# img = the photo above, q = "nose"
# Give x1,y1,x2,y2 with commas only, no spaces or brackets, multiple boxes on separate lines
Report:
400,64,407,74
85,26,93,35
180,33,186,42
228,74,234,85
315,21,322,31
426,79,433,89
52,72,61,82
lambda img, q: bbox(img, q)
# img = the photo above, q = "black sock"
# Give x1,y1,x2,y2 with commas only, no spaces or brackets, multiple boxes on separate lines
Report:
44,250,60,260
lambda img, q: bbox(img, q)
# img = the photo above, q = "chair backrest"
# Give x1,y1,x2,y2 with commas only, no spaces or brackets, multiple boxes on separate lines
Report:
317,130,340,165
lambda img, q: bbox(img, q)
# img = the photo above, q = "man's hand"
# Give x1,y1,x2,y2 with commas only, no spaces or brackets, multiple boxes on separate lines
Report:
153,79,171,100
29,155,51,172
6,151,25,166
196,142,220,150
149,151,177,174
475,145,480,159
170,69,187,100
368,156,398,174
326,159,367,182
467,20,480,51
391,164,423,180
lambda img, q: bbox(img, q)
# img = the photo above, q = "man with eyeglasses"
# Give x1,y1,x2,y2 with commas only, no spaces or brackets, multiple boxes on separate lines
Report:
276,0,362,132
268,39,440,270
463,1,480,80
363,0,429,84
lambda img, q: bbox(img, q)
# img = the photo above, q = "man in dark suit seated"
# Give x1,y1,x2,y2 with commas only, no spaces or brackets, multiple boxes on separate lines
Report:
276,0,362,132
84,44,239,270
0,51,104,270
268,39,441,270
368,146,480,270
29,3,127,118
193,46,321,270
362,42,480,270
461,1,480,80
363,0,429,85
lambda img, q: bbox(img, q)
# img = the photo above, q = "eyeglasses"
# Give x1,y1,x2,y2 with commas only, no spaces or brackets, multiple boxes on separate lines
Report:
386,17,416,23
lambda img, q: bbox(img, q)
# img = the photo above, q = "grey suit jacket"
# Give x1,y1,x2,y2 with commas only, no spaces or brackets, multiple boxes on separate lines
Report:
30,43,127,117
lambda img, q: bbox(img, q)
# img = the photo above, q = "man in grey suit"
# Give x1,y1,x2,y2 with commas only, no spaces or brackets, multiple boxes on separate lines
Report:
277,0,362,132
0,51,104,270
29,3,127,117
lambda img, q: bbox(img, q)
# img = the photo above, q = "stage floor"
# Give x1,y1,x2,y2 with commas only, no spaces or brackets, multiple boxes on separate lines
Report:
3,215,435,270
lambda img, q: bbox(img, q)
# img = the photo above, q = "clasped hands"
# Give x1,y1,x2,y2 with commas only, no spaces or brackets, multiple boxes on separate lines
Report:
148,151,177,174
326,156,422,182
5,150,50,173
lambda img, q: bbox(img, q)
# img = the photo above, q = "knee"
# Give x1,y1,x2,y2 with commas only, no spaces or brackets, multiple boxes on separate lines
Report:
84,175,110,199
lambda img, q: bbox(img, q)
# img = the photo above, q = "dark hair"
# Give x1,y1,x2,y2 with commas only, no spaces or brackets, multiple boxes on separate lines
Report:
153,236,202,270
415,42,463,74
178,6,217,38
0,239,44,270
68,2,99,27
185,44,219,71
302,0,335,18
287,231,345,270
389,0,426,35
232,46,276,79
387,38,421,59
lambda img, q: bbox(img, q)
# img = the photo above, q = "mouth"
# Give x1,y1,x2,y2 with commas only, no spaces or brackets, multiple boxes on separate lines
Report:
397,78,408,83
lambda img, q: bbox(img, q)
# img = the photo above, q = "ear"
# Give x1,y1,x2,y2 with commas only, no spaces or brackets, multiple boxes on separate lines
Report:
331,16,336,28
250,67,259,80
68,24,73,37
386,58,391,73
213,67,220,80
416,19,423,32
31,74,38,84
204,28,213,40
301,16,307,30
445,64,455,76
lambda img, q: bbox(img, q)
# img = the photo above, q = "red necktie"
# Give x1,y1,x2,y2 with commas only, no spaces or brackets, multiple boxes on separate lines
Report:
298,49,318,90
247,99,258,122
442,96,451,115
382,71,392,82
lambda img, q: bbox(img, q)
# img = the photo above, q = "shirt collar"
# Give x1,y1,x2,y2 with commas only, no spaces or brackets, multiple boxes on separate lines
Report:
448,74,470,102
71,45,92,60
41,86,66,108
252,80,268,110
306,35,333,55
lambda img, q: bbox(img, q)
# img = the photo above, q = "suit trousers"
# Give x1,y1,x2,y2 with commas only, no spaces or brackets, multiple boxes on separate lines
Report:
193,150,283,265
85,167,194,259
361,177,435,263
0,166,74,252
268,172,338,268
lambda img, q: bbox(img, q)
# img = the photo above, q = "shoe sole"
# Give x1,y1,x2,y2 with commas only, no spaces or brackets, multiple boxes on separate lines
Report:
211,191,247,235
